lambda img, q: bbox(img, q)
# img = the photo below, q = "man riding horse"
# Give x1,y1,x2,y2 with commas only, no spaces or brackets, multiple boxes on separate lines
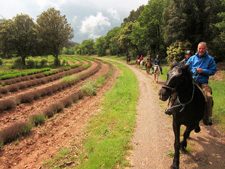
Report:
154,55,163,74
165,42,217,126
186,42,217,125
146,55,152,73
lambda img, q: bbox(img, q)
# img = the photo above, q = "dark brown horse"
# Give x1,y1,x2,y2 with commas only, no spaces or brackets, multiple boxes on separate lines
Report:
159,62,205,169
145,62,152,74
126,57,130,64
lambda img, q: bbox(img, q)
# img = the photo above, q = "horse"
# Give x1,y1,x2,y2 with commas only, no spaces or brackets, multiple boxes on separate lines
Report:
158,62,205,169
126,57,130,64
136,58,140,67
146,62,152,74
140,60,145,68
153,65,160,82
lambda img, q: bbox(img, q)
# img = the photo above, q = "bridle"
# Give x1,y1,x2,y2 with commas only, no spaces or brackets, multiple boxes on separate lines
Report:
163,80,195,112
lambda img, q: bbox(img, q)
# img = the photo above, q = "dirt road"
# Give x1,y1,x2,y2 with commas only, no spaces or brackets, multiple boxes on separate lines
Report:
122,62,225,169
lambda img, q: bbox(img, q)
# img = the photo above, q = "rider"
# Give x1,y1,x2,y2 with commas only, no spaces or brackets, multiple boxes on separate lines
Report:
139,55,144,66
146,55,152,72
186,42,217,125
154,55,163,74
181,50,191,64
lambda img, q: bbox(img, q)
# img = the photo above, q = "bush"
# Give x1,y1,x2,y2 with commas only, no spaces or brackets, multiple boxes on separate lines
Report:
12,57,25,69
27,59,35,69
0,58,3,65
0,122,32,144
40,59,48,67
29,114,45,126
166,41,192,66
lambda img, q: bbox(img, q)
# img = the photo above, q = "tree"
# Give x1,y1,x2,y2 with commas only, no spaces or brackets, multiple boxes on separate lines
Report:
0,15,37,65
82,39,95,55
115,22,135,55
105,27,121,55
166,41,192,65
94,36,107,56
37,8,74,66
138,0,167,57
215,0,225,42
0,19,14,58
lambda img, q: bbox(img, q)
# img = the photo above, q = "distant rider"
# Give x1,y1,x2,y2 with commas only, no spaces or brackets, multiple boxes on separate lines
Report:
154,55,163,74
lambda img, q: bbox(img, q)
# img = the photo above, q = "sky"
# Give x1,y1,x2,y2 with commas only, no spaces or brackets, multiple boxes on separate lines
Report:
0,0,148,43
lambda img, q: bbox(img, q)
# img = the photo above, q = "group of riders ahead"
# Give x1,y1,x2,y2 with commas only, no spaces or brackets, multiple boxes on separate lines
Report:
133,54,163,74
128,42,217,126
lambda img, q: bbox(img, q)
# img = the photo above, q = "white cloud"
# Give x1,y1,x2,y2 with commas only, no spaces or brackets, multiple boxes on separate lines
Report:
107,8,120,21
80,12,111,39
34,0,69,10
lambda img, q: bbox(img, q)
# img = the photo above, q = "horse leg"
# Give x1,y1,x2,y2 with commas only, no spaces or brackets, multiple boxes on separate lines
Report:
171,120,181,169
180,125,195,152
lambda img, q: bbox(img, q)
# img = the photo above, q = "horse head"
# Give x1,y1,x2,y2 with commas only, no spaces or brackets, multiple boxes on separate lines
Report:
159,62,192,101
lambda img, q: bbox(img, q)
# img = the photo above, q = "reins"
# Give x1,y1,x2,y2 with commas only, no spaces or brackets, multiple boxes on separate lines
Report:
165,80,195,112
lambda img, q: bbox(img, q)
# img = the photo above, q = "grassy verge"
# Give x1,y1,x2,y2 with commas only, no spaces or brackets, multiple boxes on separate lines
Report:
210,79,225,131
77,61,138,169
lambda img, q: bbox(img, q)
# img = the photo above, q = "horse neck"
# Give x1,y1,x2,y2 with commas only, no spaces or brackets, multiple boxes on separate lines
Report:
176,76,193,102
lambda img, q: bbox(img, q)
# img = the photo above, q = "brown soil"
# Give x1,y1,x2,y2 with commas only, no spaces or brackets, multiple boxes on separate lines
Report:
0,60,119,169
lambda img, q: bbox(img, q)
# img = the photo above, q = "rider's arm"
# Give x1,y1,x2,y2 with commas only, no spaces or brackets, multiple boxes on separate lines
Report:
202,58,217,76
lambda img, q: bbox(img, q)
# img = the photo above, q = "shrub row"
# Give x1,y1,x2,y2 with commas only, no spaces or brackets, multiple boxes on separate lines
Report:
0,61,113,146
0,61,99,112
0,61,83,86
0,68,51,81
0,62,85,94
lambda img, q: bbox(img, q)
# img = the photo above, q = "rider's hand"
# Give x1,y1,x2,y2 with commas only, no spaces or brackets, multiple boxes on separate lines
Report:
196,68,203,73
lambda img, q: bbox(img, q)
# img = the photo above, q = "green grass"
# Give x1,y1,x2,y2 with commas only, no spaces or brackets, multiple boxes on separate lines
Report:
160,65,169,82
210,80,225,131
77,61,138,169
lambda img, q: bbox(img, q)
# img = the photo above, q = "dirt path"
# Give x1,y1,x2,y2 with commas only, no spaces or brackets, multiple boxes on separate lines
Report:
121,62,225,169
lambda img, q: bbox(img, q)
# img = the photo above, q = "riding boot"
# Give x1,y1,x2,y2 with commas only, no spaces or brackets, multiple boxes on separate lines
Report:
203,97,213,126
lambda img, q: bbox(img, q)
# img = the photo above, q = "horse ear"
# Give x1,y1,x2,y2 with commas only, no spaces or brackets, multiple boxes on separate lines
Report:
185,62,192,69
171,60,177,69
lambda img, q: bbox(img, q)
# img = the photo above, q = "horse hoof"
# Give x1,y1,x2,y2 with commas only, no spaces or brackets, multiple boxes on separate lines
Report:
194,126,201,133
170,164,179,169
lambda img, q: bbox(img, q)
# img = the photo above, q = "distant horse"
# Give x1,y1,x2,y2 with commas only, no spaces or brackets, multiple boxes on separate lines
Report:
158,62,205,169
146,62,152,74
136,58,140,67
126,57,130,64
153,65,160,82
140,60,145,68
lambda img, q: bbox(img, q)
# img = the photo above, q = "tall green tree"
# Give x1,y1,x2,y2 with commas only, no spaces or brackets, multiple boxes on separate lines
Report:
163,0,224,59
215,0,225,42
94,36,107,56
115,22,135,55
37,8,73,66
0,19,14,58
82,39,95,55
0,15,37,65
105,27,121,55
138,0,168,57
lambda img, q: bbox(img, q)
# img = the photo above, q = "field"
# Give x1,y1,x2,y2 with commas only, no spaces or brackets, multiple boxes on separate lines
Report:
0,55,117,168
0,55,224,169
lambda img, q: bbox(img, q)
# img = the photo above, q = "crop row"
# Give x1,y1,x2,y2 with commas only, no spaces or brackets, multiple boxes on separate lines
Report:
0,60,114,146
0,62,86,95
0,61,98,112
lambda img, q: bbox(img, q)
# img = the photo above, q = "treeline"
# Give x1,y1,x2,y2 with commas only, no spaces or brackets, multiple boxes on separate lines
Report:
0,8,74,66
75,0,225,62
1,0,225,64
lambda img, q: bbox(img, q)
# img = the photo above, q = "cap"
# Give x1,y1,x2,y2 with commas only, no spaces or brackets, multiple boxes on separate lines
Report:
186,50,191,55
